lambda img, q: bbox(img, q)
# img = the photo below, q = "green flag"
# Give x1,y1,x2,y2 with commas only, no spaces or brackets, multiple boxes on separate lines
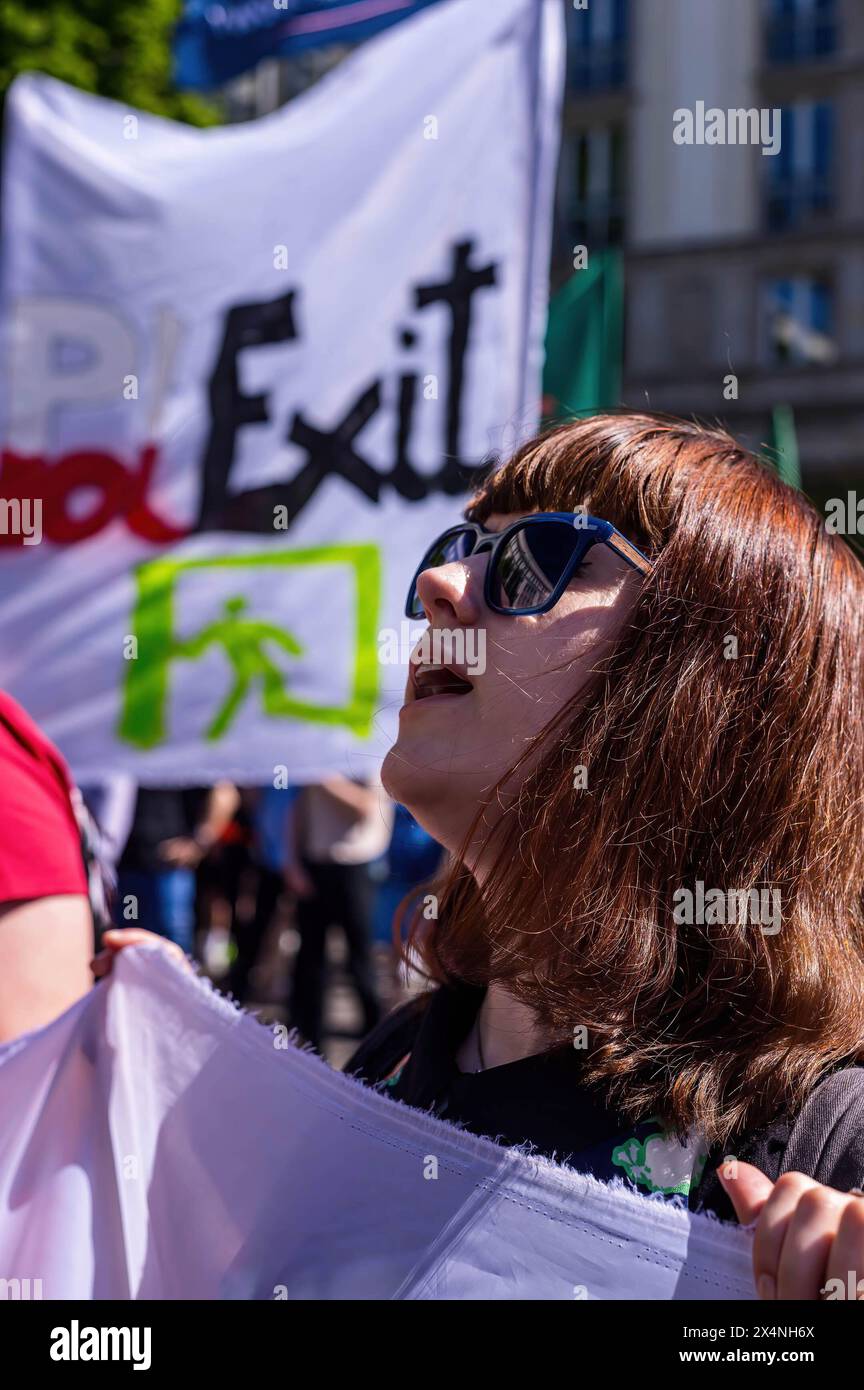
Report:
543,248,623,421
770,404,801,490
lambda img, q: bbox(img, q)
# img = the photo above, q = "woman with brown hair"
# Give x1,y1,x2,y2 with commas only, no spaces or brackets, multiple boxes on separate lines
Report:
346,411,864,1301
99,411,864,1299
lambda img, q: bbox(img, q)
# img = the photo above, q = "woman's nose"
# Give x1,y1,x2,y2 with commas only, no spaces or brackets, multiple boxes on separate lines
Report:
414,553,487,626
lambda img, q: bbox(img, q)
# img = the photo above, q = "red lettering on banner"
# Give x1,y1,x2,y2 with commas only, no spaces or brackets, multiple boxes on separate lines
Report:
0,444,187,546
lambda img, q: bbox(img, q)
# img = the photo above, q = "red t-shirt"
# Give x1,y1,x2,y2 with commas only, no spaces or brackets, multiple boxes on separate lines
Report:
0,691,87,904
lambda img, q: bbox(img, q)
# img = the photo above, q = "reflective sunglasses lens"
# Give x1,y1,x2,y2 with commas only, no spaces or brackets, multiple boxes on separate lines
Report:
491,521,587,612
408,529,475,617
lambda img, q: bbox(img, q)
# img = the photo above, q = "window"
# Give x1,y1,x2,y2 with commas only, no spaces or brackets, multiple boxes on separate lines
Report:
762,276,836,365
765,0,838,65
567,0,628,90
560,126,625,252
766,102,834,232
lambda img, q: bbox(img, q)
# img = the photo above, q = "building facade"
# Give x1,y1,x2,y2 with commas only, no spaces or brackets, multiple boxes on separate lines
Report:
558,0,864,496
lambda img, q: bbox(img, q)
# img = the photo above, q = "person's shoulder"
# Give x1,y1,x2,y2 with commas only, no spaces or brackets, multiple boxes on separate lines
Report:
343,993,430,1084
0,690,53,762
695,1064,864,1219
781,1064,864,1189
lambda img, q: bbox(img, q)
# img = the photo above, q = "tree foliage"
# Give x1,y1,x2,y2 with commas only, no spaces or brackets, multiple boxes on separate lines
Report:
0,0,220,124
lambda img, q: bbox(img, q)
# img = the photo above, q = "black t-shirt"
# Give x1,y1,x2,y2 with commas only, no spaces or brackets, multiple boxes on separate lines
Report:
345,984,864,1221
345,981,715,1210
119,788,209,873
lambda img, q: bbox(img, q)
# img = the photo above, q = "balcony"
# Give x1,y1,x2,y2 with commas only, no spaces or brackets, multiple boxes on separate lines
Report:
765,5,837,65
568,40,628,92
566,0,629,92
766,176,834,232
566,197,626,250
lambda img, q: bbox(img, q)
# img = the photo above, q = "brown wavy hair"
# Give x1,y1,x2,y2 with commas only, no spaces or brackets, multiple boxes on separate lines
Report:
402,412,864,1147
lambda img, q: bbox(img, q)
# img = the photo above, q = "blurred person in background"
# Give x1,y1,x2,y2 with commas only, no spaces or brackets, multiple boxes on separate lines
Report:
288,775,392,1051
114,783,239,955
227,783,300,1005
79,775,137,876
0,691,93,1041
194,787,254,963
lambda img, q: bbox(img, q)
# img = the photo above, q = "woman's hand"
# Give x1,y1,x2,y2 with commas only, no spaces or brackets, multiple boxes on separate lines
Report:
157,835,204,868
91,928,192,980
719,1161,864,1300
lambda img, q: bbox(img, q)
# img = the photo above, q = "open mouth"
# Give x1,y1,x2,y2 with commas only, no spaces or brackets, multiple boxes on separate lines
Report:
410,661,474,701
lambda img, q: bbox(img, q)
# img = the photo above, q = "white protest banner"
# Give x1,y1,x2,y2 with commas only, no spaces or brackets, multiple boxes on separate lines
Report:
0,946,757,1300
0,0,563,784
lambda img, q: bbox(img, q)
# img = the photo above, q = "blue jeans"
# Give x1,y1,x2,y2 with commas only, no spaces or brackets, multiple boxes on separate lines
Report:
115,869,196,955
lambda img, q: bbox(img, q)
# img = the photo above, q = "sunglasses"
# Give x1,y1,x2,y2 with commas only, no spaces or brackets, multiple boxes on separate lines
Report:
405,512,653,619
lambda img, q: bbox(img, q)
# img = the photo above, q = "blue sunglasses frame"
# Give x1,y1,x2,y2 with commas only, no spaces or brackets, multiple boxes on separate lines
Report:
405,511,654,619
